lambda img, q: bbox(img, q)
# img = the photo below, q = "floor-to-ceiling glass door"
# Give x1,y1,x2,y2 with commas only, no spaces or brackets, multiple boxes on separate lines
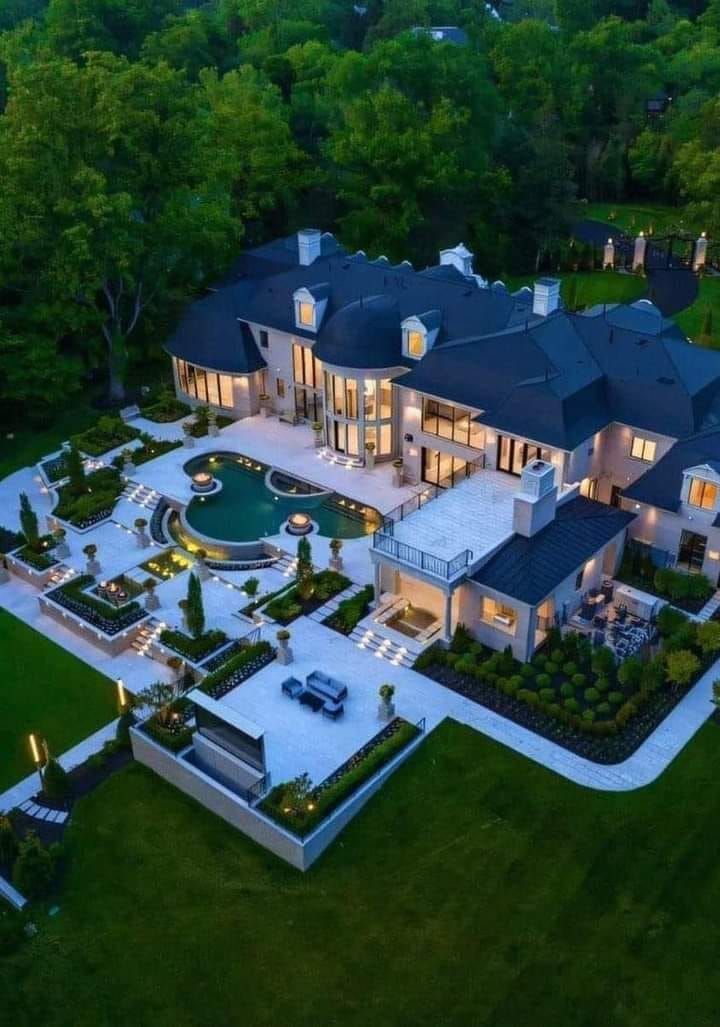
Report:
497,435,542,476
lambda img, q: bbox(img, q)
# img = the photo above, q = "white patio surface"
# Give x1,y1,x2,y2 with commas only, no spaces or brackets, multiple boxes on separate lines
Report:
132,415,418,514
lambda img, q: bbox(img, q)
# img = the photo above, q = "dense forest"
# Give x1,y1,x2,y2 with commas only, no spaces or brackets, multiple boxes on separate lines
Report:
1,0,719,423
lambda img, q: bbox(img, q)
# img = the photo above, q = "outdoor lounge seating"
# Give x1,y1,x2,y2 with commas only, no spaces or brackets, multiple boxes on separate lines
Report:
306,670,347,702
321,700,344,720
281,676,303,699
282,670,348,719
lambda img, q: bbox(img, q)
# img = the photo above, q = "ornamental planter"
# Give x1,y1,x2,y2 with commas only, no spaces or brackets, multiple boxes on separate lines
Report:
392,459,404,488
135,518,150,549
194,549,210,582
378,684,396,721
259,394,271,418
182,422,195,448
329,538,343,572
276,629,293,666
365,442,376,470
312,421,324,448
53,529,70,559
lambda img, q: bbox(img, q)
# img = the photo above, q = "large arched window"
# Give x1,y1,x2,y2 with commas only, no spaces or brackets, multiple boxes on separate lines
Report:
324,372,394,458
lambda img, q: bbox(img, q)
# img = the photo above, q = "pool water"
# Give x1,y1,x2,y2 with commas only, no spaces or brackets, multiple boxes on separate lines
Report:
184,454,380,543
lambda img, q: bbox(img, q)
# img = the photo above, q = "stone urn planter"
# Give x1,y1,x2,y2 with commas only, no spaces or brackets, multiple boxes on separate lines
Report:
178,599,189,634
259,394,271,418
194,548,211,582
329,538,344,572
135,517,150,548
312,421,324,448
167,655,184,680
365,441,376,470
378,683,396,721
143,577,160,611
121,448,136,476
207,409,219,438
83,544,101,576
0,556,10,585
182,421,195,448
45,514,59,535
53,528,70,560
276,628,294,666
392,459,404,488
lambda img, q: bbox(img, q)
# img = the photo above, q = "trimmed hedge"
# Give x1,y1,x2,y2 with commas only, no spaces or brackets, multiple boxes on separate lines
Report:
142,699,193,752
159,628,227,662
48,574,145,633
71,417,140,456
53,466,123,527
260,719,420,836
324,584,374,635
264,570,350,625
198,641,275,698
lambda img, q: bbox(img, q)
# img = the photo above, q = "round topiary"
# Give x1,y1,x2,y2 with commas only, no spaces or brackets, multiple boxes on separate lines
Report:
521,663,535,679
608,691,624,705
584,687,600,703
544,662,558,676
539,687,556,703
582,709,596,722
597,701,612,715
550,649,564,665
594,676,610,693
535,673,550,688
563,661,578,677
508,675,524,691
560,681,575,698
532,654,547,669
42,758,70,799
572,673,586,688
564,697,580,713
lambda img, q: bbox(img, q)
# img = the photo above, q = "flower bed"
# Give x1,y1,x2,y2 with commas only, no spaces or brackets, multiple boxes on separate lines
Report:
71,417,140,456
324,584,374,635
197,641,275,699
159,628,228,662
53,466,123,528
263,571,350,625
140,547,191,580
201,639,247,671
47,574,146,635
141,698,194,752
111,436,182,469
260,718,421,837
415,617,719,764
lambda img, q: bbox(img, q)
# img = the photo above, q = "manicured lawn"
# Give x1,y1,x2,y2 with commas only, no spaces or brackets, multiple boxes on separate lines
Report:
3,718,720,1025
0,609,117,791
506,270,646,308
569,200,701,238
676,276,720,348
0,401,100,482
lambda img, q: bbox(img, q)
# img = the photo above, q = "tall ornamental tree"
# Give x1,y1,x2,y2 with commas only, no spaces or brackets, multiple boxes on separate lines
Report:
19,492,39,550
186,572,205,639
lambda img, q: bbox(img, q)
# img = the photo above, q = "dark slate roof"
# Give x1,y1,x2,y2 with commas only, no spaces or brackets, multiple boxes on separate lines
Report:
165,291,266,375
313,295,405,370
471,497,635,605
623,426,720,514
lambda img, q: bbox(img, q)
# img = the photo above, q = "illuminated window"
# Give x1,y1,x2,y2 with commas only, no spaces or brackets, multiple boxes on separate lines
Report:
407,330,425,358
481,597,517,635
630,435,656,462
298,302,314,327
688,477,718,510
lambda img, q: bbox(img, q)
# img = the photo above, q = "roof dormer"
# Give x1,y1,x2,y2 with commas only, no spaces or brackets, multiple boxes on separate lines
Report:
402,310,441,360
681,463,720,512
293,283,329,334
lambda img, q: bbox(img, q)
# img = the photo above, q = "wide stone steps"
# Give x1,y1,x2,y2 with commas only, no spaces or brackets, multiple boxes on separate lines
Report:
18,799,69,824
318,446,363,469
131,620,165,657
348,626,415,668
122,482,161,511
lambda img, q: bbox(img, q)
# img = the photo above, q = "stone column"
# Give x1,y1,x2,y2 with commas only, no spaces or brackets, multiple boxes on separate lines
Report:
603,238,615,269
443,591,453,643
633,233,647,271
694,233,708,272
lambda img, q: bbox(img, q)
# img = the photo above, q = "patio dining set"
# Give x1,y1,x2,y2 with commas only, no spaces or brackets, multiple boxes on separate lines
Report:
281,670,347,720
569,580,657,661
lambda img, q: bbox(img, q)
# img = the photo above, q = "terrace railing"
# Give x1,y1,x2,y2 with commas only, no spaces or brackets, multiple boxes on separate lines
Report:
371,456,483,581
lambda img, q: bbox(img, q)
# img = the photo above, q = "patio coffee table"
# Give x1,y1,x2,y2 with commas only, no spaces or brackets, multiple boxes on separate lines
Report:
299,690,324,712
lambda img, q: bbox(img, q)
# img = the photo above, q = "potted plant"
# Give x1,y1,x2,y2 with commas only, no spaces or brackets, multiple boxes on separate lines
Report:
329,538,343,572
378,683,396,720
259,393,271,418
134,517,150,548
207,408,219,437
0,553,9,585
312,420,324,447
143,576,160,611
83,543,101,576
392,458,404,488
194,547,210,581
276,628,293,665
53,526,70,559
364,440,376,470
121,447,136,475
244,575,260,598
167,654,184,681
182,420,195,448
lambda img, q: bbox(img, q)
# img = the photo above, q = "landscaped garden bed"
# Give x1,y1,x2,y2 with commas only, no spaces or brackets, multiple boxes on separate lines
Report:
263,570,350,624
415,617,720,764
139,547,191,580
187,407,233,437
110,435,181,469
47,574,146,635
260,717,421,837
159,627,228,663
140,389,191,423
323,584,374,635
53,465,123,528
12,536,59,571
201,639,251,671
197,641,275,699
140,698,194,753
40,454,69,484
71,416,140,456
616,542,713,614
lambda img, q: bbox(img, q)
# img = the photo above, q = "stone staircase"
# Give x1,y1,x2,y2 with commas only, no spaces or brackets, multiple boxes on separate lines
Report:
131,619,166,657
697,590,720,623
318,446,363,469
122,481,161,511
348,625,415,668
309,582,365,624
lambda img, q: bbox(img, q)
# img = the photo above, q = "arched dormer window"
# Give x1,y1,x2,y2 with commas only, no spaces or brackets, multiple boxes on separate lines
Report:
402,311,441,360
293,283,329,334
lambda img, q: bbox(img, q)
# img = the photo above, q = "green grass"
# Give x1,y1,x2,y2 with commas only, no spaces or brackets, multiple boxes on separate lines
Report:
0,401,100,482
506,270,646,309
569,200,701,238
676,276,720,348
0,609,117,791
4,718,720,1026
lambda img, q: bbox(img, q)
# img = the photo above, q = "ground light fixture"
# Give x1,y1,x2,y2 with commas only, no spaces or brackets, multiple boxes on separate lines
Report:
117,678,128,712
29,732,44,789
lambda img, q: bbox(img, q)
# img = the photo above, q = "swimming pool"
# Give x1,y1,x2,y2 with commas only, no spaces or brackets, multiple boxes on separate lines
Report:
182,453,381,544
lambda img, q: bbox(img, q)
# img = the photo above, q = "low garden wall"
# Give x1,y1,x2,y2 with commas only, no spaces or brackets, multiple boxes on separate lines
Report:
38,593,149,656
6,554,58,589
130,724,426,871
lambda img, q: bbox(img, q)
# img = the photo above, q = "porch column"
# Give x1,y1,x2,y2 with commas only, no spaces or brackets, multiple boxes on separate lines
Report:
524,606,538,662
443,590,453,642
